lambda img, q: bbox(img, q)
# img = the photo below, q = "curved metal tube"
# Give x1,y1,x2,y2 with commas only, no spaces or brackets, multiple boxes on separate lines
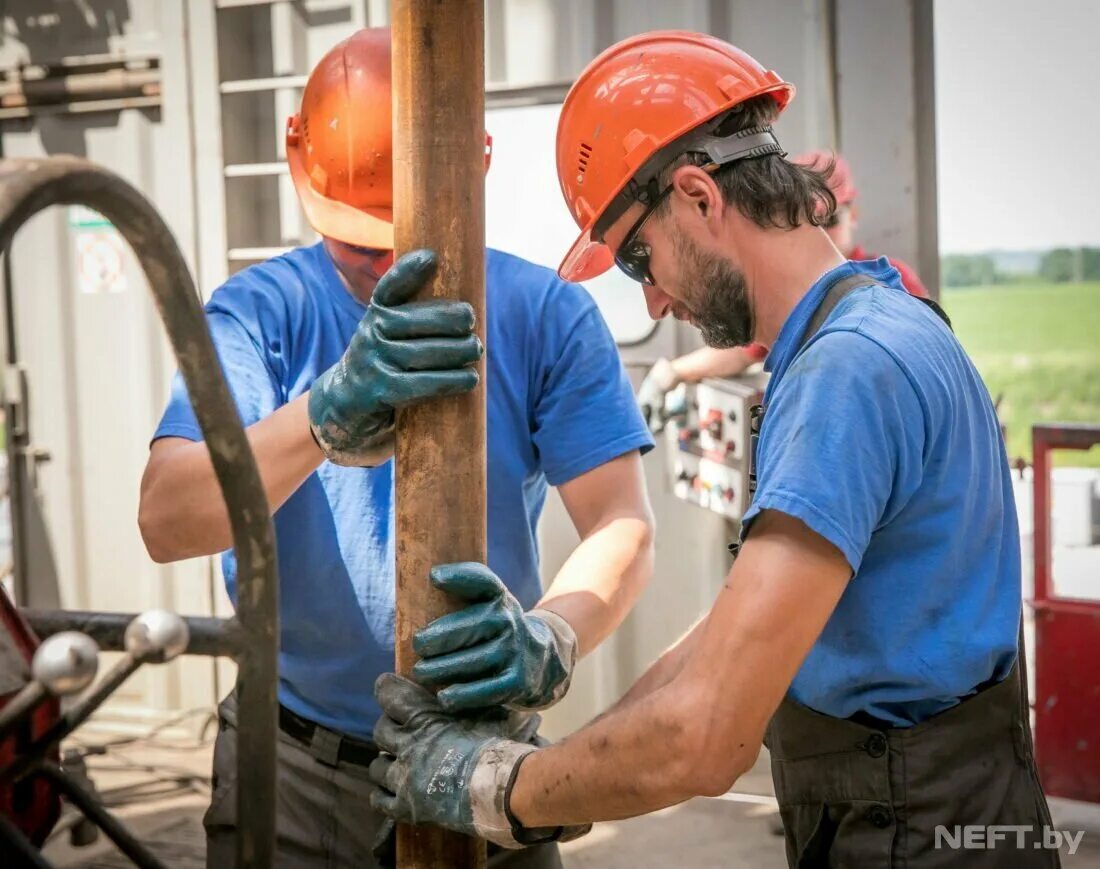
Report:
0,155,278,867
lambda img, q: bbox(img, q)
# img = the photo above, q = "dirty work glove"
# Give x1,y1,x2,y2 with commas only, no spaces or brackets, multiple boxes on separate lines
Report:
370,703,545,867
309,249,482,466
367,673,591,849
637,357,680,434
412,563,577,712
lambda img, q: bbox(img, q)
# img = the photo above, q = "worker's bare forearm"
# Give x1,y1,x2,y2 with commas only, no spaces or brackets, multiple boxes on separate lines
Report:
506,619,707,827
139,394,324,561
537,452,654,658
511,511,852,830
537,514,653,657
510,676,722,827
672,346,755,383
591,617,704,723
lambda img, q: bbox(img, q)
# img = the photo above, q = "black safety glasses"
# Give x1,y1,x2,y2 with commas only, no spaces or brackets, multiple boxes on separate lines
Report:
613,183,675,285
605,125,784,286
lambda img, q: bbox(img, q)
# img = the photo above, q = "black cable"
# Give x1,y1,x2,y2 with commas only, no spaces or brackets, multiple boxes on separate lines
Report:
68,705,216,754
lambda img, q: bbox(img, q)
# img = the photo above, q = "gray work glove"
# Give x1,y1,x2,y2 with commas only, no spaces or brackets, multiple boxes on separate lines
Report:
369,700,544,866
367,674,591,850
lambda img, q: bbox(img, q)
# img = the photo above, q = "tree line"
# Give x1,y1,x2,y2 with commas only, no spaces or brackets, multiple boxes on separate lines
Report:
941,247,1100,287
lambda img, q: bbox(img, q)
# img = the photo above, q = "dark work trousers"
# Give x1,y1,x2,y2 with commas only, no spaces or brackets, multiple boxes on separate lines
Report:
764,657,1060,868
203,693,562,869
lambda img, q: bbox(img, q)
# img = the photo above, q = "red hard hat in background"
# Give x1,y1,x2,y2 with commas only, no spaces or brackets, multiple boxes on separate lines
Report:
794,149,858,207
554,30,794,282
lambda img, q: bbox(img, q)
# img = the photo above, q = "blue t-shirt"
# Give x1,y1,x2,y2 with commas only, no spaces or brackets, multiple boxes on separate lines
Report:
155,243,653,738
741,258,1020,727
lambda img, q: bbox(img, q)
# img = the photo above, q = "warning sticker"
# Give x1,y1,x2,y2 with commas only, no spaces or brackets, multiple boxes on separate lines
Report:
69,207,127,294
68,205,113,230
76,230,127,295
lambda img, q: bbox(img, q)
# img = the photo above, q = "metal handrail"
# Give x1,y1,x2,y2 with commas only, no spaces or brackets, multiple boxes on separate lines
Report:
0,155,278,867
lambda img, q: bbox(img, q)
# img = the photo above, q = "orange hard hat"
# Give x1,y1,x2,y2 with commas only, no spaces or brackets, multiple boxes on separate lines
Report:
794,150,857,206
287,28,397,249
555,31,794,282
286,27,492,250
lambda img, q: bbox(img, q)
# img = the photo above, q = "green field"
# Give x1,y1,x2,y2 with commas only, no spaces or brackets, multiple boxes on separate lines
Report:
944,280,1100,467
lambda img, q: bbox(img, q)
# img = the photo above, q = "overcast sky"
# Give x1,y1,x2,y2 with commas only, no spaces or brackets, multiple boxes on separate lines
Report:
934,0,1100,253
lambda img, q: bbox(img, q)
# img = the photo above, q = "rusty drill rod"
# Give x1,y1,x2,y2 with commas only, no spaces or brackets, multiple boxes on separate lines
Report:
391,1,488,867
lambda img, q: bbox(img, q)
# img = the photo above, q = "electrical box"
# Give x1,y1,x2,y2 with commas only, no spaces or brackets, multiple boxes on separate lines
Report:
665,374,768,522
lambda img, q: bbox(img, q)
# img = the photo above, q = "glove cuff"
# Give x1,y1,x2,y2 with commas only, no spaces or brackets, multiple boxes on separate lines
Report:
509,609,578,712
468,739,538,848
309,417,395,467
471,740,592,849
308,374,396,467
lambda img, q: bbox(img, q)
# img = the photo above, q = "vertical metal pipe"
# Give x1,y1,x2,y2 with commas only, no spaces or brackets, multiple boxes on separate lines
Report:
391,2,487,866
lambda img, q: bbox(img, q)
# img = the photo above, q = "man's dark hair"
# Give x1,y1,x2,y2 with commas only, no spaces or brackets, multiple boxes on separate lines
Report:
657,95,837,230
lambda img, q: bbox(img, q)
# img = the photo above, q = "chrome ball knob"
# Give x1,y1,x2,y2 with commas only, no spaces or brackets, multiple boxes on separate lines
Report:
32,631,100,696
124,610,189,662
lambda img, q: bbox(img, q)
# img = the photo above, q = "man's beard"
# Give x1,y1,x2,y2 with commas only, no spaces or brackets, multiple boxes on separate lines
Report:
673,227,754,348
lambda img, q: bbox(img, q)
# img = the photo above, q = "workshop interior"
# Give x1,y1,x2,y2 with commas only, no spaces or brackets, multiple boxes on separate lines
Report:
0,1,1097,867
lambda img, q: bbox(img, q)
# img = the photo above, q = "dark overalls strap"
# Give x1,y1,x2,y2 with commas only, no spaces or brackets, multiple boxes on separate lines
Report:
800,273,883,345
747,272,879,498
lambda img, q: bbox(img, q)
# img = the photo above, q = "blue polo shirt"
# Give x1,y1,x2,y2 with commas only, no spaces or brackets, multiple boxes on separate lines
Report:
741,258,1020,726
154,243,652,738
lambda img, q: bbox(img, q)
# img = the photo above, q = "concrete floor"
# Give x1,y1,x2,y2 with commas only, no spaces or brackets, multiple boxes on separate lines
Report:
38,734,1100,868
40,736,788,868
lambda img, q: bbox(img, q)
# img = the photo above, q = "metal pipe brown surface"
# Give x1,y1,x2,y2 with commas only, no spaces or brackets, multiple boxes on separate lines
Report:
391,2,487,866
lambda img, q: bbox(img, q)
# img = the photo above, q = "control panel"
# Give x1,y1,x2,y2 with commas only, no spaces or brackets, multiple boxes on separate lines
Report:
665,373,767,522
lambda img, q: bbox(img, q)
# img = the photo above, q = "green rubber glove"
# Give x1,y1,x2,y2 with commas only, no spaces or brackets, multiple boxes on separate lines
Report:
411,563,577,712
367,673,590,849
308,249,482,466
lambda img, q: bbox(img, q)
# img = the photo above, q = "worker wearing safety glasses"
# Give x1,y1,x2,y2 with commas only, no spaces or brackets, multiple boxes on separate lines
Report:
366,31,1059,868
139,27,656,869
636,150,932,434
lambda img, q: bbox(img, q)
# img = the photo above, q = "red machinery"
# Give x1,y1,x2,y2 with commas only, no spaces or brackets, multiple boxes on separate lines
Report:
1031,423,1100,803
0,587,60,846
